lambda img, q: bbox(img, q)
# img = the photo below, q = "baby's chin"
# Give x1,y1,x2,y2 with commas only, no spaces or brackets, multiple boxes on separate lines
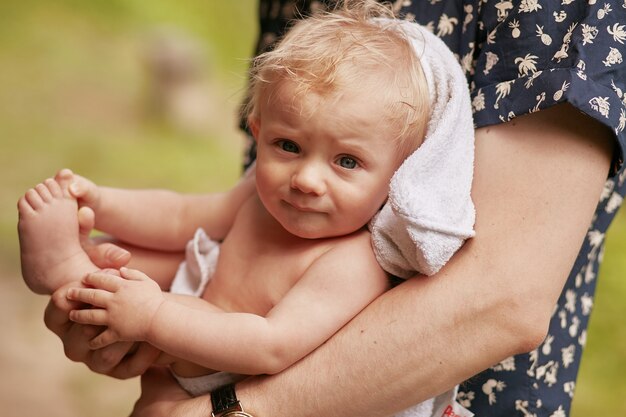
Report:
285,221,364,241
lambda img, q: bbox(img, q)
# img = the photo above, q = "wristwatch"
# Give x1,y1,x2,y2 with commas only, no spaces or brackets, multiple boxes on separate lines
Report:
211,384,255,417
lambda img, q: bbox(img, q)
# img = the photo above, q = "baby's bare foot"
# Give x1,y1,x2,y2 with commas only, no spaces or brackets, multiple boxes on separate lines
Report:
18,178,97,294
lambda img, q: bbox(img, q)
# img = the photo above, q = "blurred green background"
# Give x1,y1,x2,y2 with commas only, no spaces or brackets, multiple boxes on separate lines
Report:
0,1,623,416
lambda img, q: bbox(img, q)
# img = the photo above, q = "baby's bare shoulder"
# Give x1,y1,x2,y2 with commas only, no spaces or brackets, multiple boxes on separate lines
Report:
322,229,386,276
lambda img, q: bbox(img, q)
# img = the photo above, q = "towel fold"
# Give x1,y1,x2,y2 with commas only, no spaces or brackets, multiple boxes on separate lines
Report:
170,228,220,296
370,20,476,278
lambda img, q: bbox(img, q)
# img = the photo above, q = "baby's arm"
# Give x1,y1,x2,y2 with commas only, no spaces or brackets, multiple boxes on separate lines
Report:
59,167,256,251
67,233,389,375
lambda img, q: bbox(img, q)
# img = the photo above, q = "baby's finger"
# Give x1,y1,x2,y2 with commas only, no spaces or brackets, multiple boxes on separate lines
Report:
68,174,92,200
89,329,119,350
77,206,95,235
91,243,131,270
120,267,150,282
83,271,123,291
69,308,109,326
67,287,111,308
55,168,74,182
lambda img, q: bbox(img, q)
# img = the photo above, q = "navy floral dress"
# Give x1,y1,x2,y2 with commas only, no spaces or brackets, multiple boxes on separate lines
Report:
246,1,626,416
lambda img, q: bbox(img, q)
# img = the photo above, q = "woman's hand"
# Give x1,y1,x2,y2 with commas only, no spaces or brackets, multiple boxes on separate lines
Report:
45,281,162,379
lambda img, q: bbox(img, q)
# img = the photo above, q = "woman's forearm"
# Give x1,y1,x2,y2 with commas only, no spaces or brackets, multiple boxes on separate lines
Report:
233,104,614,416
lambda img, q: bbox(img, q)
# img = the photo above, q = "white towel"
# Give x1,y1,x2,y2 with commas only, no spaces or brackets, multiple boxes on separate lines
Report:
170,228,220,296
370,20,476,278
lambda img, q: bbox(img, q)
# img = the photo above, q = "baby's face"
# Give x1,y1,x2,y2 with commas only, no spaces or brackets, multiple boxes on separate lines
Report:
252,82,403,239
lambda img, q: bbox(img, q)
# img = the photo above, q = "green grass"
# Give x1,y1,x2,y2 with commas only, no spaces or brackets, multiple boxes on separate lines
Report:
0,1,624,415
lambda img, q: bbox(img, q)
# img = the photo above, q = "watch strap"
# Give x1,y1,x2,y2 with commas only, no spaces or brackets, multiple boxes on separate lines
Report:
211,384,242,415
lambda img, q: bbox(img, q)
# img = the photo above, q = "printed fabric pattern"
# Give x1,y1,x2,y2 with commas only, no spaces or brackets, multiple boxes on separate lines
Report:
247,1,626,416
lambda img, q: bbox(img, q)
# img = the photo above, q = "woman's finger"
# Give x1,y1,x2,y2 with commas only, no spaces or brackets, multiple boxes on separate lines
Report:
89,329,119,350
67,287,111,307
69,307,109,326
110,343,161,379
86,341,137,376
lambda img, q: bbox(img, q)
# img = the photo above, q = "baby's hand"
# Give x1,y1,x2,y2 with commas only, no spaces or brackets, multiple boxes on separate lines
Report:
55,168,101,212
67,267,165,349
77,205,131,269
56,169,130,267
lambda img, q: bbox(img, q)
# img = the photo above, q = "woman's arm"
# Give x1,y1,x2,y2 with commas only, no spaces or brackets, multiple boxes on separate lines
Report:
130,103,615,416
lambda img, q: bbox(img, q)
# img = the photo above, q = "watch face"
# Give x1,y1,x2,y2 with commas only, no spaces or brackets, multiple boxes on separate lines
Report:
222,412,254,417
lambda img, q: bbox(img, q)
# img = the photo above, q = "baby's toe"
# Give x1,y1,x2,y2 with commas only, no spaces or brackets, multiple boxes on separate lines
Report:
44,178,63,198
17,196,36,216
35,183,53,202
24,188,44,210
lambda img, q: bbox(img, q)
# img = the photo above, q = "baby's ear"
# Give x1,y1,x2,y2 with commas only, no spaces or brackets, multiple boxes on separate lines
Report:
247,116,260,141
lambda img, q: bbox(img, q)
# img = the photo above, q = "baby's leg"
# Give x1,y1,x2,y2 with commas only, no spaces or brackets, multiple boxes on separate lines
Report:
18,178,98,294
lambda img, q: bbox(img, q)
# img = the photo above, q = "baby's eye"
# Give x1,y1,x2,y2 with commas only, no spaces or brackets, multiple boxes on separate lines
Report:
338,156,358,169
277,140,299,153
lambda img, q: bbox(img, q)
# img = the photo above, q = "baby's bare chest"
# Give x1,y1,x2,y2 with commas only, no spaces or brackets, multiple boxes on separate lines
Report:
200,219,330,315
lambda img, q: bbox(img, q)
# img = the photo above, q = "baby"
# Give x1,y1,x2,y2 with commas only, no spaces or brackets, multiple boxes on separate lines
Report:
19,2,473,416
20,0,428,396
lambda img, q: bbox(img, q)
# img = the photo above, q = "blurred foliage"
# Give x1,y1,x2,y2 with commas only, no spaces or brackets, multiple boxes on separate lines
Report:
0,0,257,267
0,1,623,416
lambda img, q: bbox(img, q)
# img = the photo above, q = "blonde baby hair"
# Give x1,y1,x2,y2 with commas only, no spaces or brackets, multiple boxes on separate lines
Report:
245,0,430,157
